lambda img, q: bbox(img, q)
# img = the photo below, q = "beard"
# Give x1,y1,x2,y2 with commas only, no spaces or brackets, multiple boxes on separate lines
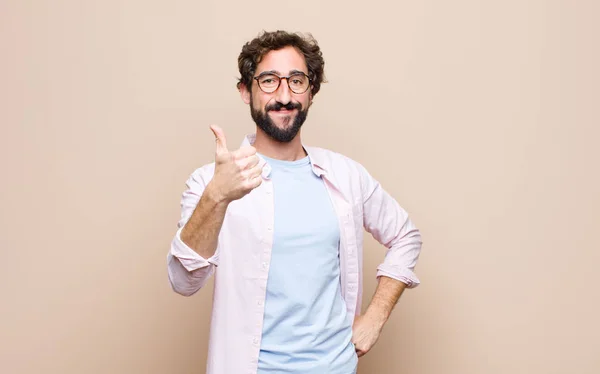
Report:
250,98,308,143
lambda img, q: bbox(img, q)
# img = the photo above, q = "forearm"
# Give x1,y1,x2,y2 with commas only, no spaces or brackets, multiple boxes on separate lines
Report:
364,276,406,328
180,182,229,259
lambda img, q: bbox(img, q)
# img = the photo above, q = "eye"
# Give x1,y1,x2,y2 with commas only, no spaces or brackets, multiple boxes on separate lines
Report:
258,74,279,86
290,74,307,84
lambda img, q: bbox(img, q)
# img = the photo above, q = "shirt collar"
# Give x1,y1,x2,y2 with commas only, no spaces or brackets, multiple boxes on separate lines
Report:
239,134,327,179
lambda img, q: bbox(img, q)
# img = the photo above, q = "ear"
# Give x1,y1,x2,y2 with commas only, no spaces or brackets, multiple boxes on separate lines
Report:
239,83,251,104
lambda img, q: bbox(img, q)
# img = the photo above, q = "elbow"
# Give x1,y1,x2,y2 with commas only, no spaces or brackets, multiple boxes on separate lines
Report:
167,254,210,297
167,268,199,297
401,225,423,250
171,283,201,297
168,270,205,297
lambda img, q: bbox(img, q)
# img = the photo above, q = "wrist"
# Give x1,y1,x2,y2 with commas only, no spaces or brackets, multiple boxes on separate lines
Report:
205,181,230,206
364,305,389,331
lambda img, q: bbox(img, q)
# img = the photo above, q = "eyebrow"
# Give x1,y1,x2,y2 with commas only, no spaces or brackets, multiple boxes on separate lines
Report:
257,69,308,76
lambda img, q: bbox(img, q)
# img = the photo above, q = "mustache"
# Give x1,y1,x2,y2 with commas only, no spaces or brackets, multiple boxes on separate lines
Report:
266,101,302,112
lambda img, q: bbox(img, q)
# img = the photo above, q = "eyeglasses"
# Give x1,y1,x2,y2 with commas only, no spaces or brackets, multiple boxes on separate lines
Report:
253,72,311,94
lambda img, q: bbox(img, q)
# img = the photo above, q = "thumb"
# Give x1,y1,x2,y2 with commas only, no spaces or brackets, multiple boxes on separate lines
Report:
210,125,228,155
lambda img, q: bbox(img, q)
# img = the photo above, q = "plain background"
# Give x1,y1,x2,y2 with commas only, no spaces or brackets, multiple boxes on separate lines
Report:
1,1,599,373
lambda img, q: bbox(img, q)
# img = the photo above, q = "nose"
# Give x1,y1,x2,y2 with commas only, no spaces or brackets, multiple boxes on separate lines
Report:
274,77,292,105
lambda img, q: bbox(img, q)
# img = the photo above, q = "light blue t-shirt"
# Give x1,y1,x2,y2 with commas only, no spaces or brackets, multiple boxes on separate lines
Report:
257,154,357,374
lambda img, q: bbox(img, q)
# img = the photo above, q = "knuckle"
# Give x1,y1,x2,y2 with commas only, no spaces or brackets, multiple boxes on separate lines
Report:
221,154,234,165
234,159,245,170
231,149,242,160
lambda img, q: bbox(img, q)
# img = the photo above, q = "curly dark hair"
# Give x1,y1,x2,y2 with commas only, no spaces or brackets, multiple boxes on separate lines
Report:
237,30,326,96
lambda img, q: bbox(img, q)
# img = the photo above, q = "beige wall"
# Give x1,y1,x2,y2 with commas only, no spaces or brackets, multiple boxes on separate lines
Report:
1,1,599,373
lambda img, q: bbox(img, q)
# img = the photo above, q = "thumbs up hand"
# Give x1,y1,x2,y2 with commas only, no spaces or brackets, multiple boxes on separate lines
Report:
208,125,263,203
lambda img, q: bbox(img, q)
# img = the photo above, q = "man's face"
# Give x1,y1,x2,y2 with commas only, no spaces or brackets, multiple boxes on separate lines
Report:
241,46,312,143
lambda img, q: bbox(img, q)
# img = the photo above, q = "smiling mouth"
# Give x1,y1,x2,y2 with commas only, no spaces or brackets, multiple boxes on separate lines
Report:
270,108,296,115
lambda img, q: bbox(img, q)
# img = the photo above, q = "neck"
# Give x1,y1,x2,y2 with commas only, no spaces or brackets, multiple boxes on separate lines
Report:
253,127,307,161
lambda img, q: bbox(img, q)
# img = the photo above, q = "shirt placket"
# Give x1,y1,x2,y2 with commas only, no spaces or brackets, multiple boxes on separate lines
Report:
249,177,275,372
322,177,360,317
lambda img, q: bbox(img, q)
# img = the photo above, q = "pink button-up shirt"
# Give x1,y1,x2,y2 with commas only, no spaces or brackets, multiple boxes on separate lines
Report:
167,134,422,374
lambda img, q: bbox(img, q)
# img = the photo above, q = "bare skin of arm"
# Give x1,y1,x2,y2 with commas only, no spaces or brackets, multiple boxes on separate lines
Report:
180,125,263,258
180,184,230,259
352,276,406,357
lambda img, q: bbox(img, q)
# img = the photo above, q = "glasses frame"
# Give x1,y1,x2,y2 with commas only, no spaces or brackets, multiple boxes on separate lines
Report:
253,72,312,94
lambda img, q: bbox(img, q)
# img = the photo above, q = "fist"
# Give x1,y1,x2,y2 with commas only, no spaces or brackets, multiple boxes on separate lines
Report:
208,125,263,203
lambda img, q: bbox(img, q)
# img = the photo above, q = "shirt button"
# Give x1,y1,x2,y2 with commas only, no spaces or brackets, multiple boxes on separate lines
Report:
253,337,259,345
257,299,263,306
267,226,272,231
262,262,268,269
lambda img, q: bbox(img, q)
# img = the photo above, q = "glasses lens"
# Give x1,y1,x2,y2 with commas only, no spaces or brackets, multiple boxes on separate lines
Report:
288,73,309,93
257,74,280,92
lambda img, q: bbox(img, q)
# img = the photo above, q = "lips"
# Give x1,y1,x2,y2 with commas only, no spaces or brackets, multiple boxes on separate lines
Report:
269,108,296,114
266,102,302,112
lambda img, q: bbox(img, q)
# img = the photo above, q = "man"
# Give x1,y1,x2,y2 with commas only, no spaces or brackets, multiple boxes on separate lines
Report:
167,30,422,374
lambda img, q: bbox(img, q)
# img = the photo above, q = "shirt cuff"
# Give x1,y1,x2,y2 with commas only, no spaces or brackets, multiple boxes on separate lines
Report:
170,226,217,272
376,265,421,289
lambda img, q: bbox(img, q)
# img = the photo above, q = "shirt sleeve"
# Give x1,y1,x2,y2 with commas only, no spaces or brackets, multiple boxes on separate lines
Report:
167,168,218,296
359,164,422,288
